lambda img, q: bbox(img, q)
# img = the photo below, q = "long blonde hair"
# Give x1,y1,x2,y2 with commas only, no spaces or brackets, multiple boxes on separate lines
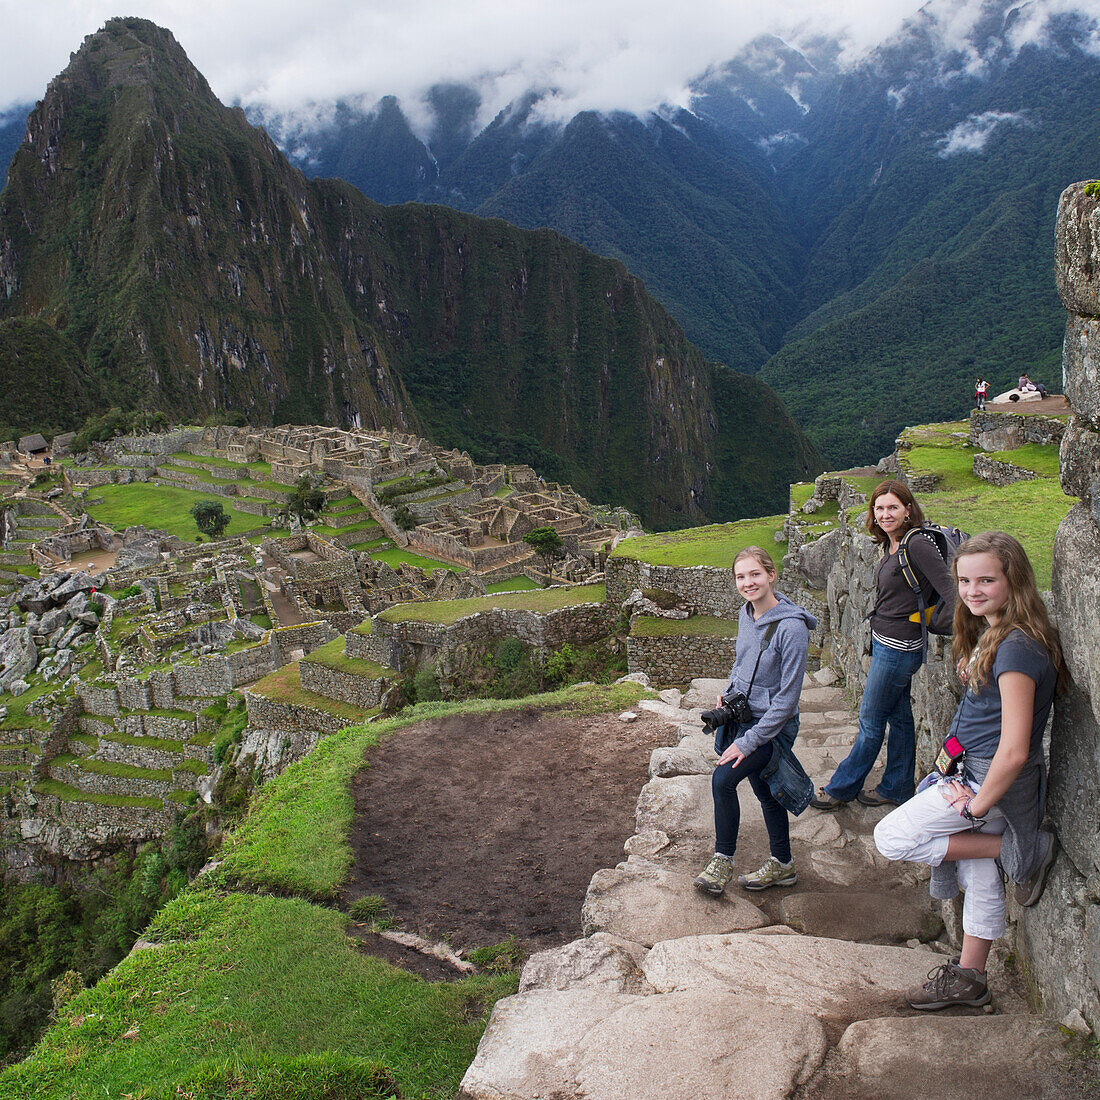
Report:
951,532,1064,692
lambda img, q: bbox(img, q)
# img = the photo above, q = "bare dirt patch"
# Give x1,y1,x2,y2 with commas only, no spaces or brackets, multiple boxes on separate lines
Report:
343,706,674,958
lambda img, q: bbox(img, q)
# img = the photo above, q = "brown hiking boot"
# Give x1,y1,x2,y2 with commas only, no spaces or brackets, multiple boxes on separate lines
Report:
906,961,991,1010
809,787,847,811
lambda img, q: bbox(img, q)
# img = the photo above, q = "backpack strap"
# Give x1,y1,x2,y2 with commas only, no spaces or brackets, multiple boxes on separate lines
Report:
897,528,932,659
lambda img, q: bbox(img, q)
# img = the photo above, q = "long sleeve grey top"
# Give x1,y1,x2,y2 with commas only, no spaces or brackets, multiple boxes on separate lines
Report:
724,593,817,757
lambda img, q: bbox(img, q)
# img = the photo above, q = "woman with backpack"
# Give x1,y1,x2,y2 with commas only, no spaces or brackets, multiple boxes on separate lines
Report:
693,546,817,895
811,480,956,811
874,532,1061,1009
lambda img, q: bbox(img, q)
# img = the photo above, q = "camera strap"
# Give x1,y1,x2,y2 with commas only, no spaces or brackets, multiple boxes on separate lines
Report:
744,620,780,697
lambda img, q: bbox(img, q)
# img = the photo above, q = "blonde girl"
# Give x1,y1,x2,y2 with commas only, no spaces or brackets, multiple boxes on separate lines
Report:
875,532,1062,1009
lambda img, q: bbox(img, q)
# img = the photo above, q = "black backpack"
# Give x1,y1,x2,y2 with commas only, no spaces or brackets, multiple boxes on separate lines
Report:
897,524,968,656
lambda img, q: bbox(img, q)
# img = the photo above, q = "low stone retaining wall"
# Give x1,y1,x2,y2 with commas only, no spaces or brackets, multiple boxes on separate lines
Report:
627,631,736,683
298,661,388,709
241,690,353,739
605,557,738,617
373,596,616,673
50,762,171,800
973,454,1040,486
968,409,1066,451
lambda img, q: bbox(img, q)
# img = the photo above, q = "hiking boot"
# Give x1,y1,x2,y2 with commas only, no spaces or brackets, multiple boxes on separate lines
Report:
856,788,900,808
809,788,848,811
906,961,991,1010
738,856,797,891
1015,832,1058,908
693,854,734,896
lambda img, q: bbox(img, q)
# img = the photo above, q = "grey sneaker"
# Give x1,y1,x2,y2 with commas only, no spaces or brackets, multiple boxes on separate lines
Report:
738,856,797,891
809,787,848,811
693,854,734,896
1015,832,1057,908
906,961,991,1010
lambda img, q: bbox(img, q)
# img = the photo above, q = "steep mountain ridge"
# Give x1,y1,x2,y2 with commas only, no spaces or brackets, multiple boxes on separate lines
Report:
0,18,821,528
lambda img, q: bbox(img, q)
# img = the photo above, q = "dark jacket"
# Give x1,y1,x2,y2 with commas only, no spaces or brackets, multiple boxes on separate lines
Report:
870,533,955,645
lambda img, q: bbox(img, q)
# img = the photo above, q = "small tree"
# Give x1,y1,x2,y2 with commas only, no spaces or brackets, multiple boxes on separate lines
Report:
523,526,564,582
190,499,229,539
286,475,324,522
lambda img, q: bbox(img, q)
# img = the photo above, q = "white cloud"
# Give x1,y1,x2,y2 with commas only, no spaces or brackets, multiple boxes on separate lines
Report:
0,0,1096,125
935,109,1031,155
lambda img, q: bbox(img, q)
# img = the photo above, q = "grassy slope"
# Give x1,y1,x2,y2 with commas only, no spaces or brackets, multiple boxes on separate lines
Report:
609,516,785,567
1,684,648,1100
84,483,270,541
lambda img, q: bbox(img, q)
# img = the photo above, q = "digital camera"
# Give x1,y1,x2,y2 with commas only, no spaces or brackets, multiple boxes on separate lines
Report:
700,691,753,731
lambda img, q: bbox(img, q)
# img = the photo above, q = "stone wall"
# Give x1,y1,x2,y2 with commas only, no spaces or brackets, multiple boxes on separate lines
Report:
968,410,1066,452
1016,180,1100,1027
367,592,615,673
627,632,736,683
605,556,739,618
298,661,388,709
972,454,1040,486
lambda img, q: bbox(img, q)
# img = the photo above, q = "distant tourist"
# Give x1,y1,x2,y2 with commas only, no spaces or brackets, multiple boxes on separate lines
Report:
693,546,816,896
811,481,955,811
974,378,988,410
875,532,1062,1009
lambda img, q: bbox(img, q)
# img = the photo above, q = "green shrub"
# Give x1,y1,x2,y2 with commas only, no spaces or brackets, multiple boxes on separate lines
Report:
493,636,526,673
545,643,576,685
413,662,442,702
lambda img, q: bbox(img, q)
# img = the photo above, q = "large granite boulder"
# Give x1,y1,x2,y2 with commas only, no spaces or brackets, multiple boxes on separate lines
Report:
582,863,768,946
519,933,651,995
1056,182,1100,317
458,988,827,1100
797,527,846,590
0,627,37,690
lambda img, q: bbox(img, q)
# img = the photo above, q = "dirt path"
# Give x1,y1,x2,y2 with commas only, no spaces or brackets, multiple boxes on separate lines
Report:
343,707,674,955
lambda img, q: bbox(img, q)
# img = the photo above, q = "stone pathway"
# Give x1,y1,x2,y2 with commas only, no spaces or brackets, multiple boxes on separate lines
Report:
460,677,1078,1099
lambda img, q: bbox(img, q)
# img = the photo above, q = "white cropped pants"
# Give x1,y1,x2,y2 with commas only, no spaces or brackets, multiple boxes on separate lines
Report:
874,779,1008,941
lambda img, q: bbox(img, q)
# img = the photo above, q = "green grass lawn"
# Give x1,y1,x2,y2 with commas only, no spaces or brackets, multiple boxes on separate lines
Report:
301,637,391,679
985,443,1060,479
0,888,512,1100
368,546,464,574
630,615,739,638
85,483,273,542
378,583,606,626
609,516,785,567
485,576,540,593
245,663,378,724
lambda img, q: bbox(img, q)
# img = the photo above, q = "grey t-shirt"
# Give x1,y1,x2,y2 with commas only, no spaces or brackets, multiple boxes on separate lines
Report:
953,629,1056,760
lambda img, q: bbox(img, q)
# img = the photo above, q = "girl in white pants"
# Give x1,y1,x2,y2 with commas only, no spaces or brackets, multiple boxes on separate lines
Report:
874,532,1062,1010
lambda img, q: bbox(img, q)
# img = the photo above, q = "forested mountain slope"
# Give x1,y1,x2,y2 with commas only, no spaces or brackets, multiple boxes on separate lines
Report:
262,2,1100,463
0,18,820,528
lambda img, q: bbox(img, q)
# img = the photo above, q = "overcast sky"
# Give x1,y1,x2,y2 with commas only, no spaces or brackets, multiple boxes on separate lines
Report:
2,0,1098,126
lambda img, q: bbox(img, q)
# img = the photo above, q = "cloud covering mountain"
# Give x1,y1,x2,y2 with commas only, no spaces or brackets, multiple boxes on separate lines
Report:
4,0,1099,128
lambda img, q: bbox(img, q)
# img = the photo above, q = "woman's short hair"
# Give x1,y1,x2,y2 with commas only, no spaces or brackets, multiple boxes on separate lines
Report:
865,480,925,547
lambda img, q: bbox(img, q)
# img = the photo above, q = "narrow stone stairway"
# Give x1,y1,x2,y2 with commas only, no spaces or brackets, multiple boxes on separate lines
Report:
460,677,1084,1099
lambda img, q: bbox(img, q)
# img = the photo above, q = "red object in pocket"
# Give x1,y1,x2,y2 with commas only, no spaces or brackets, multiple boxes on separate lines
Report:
935,734,965,776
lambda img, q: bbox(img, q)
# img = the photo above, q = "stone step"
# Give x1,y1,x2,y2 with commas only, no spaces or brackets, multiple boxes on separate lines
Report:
581,861,769,947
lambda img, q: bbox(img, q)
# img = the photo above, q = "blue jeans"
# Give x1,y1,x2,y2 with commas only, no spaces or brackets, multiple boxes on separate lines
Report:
824,639,923,803
712,717,797,863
